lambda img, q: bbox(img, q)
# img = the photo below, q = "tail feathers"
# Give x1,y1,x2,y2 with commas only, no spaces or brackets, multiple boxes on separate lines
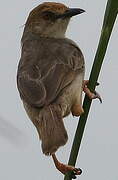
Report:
37,104,68,155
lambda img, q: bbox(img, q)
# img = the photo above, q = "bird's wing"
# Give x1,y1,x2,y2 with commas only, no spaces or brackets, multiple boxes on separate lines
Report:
17,38,85,108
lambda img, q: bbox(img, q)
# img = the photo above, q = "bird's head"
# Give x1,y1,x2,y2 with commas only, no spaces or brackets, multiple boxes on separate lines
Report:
25,2,85,38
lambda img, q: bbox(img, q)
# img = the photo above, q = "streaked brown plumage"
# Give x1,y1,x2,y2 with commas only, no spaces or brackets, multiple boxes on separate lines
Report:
17,2,86,178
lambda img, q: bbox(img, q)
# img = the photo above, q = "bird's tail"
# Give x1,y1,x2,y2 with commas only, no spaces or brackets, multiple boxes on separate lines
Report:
37,104,68,155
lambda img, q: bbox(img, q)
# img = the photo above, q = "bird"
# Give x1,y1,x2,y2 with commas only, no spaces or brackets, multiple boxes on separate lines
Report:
17,2,101,178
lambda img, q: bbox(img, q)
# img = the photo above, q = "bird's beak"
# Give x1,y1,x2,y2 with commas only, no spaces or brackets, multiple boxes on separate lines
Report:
56,8,85,19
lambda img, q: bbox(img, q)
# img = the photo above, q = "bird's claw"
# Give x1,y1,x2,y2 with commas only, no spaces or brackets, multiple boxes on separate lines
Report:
54,161,82,178
83,80,102,103
71,168,82,179
93,91,102,103
56,163,82,175
59,165,82,179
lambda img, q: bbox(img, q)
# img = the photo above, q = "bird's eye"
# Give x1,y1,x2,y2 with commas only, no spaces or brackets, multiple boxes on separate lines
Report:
42,11,56,21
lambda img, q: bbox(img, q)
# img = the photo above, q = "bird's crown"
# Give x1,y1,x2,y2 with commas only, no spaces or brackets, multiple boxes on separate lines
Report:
34,2,68,14
26,2,68,25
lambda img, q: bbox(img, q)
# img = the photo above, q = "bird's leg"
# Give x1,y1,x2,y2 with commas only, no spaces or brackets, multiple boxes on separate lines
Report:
83,80,102,103
52,154,82,178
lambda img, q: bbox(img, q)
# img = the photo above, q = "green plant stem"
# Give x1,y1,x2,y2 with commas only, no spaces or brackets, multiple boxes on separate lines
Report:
64,0,118,179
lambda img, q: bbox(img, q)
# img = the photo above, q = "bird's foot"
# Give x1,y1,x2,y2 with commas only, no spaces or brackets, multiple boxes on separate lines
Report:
52,154,82,179
83,80,102,103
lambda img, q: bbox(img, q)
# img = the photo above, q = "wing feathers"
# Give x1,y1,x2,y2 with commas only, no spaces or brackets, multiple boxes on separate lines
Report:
17,37,85,108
